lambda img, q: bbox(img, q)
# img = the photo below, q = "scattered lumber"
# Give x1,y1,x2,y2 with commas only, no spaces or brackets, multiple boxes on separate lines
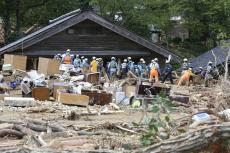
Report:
139,122,230,153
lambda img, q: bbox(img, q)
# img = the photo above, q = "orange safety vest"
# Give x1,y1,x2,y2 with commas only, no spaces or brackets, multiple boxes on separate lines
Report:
63,55,72,64
181,70,194,81
150,68,158,78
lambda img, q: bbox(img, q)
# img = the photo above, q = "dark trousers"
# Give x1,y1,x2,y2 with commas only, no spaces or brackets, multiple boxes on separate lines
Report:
162,73,173,84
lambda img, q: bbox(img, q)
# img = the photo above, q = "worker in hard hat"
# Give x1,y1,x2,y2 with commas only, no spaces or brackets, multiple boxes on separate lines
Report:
149,59,159,82
178,67,195,86
108,57,118,81
90,57,98,73
62,49,72,64
195,67,205,79
148,59,155,78
162,60,173,84
97,58,104,74
181,58,189,73
82,58,90,73
80,56,85,68
140,60,147,78
154,58,161,77
127,57,134,72
73,54,81,69
121,59,128,79
205,61,214,87
137,58,144,77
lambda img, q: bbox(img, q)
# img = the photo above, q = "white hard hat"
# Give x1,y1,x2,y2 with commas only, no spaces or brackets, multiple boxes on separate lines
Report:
76,54,79,57
81,56,85,59
199,66,203,69
96,58,99,61
208,61,213,64
183,58,188,62
111,57,116,60
143,61,146,64
66,49,71,52
85,58,88,61
151,59,155,63
127,57,131,60
92,57,96,60
140,58,144,61
124,59,127,62
154,58,158,62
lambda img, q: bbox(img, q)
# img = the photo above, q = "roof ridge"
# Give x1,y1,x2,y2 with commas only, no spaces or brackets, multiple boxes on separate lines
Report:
49,9,81,24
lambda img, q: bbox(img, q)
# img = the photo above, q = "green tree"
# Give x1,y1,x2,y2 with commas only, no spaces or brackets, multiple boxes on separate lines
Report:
173,0,230,48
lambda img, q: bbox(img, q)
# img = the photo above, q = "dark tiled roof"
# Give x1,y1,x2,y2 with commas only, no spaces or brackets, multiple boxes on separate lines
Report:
190,40,230,70
0,10,181,62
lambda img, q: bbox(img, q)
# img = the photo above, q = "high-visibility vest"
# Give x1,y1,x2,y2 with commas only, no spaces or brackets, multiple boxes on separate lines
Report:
63,55,72,64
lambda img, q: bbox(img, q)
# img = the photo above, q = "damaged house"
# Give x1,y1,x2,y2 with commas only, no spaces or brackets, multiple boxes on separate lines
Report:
0,10,180,70
190,39,230,72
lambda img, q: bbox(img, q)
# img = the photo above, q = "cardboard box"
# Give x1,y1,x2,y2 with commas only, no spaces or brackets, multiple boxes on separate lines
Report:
38,57,60,76
4,54,27,71
85,72,100,85
56,90,89,106
32,87,50,101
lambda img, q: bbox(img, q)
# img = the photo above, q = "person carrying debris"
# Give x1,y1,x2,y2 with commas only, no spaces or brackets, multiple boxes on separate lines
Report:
108,57,118,81
90,57,98,73
62,49,72,64
73,54,81,69
121,59,128,79
205,61,214,87
178,68,195,86
162,60,173,84
127,57,134,72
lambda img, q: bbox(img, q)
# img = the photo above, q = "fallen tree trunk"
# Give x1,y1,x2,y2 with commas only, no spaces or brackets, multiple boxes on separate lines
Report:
139,122,230,153
27,123,47,132
0,129,25,139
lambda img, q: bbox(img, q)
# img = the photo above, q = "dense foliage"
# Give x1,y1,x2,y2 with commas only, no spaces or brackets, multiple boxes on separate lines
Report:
0,0,229,57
